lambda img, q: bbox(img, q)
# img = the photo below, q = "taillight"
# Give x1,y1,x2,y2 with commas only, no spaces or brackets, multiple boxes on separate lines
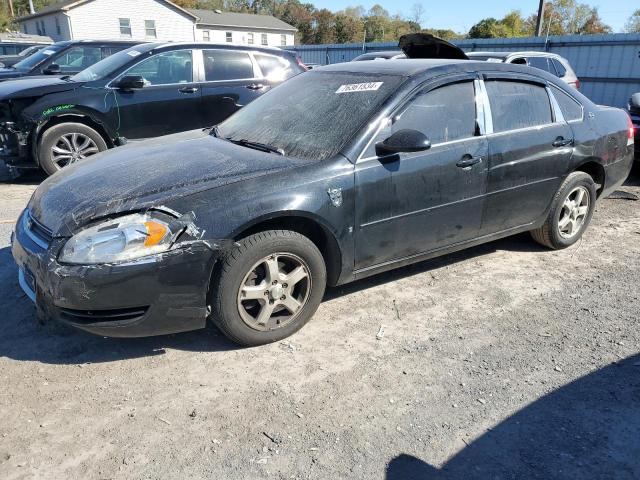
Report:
627,114,635,146
296,56,309,71
574,79,581,90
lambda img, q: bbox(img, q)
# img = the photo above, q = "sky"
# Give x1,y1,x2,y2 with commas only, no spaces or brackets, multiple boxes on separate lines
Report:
316,0,636,33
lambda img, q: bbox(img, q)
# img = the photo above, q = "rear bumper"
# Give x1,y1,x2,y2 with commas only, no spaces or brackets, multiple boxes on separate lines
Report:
601,146,634,198
11,210,219,337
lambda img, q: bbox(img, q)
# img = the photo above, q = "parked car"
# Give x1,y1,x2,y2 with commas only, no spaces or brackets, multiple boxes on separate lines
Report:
352,51,406,61
629,93,640,160
466,51,580,89
12,57,633,347
0,42,304,175
0,45,46,68
0,40,140,82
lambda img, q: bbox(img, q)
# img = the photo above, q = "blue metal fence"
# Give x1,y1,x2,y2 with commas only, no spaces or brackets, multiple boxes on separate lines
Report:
287,33,640,108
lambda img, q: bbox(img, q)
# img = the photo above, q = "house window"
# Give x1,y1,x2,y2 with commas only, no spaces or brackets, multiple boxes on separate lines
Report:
145,20,157,38
226,32,232,43
203,30,210,41
247,33,254,45
119,18,131,37
55,17,61,35
281,34,287,46
261,33,268,45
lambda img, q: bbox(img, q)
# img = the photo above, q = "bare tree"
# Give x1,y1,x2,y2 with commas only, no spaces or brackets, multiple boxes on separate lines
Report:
410,3,425,25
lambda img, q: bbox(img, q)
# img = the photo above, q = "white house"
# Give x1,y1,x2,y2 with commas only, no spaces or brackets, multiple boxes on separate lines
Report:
16,0,297,47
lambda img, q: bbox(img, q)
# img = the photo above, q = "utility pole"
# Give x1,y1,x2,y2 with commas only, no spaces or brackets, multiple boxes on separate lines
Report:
29,0,35,14
7,0,14,17
535,0,545,36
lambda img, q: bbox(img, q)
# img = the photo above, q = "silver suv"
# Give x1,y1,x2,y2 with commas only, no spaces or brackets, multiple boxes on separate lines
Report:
466,51,580,90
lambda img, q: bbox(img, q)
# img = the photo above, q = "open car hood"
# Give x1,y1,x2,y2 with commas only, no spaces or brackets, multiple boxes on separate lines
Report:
398,33,469,60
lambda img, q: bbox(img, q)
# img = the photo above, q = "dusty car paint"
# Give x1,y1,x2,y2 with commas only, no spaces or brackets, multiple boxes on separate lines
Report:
12,59,634,338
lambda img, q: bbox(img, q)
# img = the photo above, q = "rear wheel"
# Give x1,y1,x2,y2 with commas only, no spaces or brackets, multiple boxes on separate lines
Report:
38,122,107,175
531,171,597,249
211,230,326,346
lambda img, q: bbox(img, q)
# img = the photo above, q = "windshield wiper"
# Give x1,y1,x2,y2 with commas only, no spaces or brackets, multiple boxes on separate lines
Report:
225,137,285,156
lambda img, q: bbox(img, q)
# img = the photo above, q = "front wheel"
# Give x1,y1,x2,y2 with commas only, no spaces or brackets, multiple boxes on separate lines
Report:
38,122,108,175
531,171,597,249
211,230,327,346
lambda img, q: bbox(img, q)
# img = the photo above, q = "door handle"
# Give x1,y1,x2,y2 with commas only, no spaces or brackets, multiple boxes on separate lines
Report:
456,156,482,169
246,83,265,90
552,137,574,148
179,87,199,94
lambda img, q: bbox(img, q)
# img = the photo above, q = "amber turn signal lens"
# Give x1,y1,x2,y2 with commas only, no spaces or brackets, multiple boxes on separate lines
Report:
144,221,168,247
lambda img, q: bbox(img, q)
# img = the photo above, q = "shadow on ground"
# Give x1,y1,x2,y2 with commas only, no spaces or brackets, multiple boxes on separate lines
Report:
386,354,640,479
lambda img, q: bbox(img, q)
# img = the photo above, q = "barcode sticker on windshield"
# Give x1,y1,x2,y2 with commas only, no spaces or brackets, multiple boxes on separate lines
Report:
336,82,383,93
127,51,141,57
42,50,55,56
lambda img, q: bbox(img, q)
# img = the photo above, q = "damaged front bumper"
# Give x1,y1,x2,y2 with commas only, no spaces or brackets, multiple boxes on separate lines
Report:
0,121,35,168
11,210,220,337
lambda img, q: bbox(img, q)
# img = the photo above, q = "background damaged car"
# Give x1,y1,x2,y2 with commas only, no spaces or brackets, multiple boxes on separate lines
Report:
12,54,634,347
0,42,305,175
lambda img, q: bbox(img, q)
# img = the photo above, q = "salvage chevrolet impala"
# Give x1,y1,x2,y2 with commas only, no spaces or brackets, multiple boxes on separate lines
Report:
12,59,634,346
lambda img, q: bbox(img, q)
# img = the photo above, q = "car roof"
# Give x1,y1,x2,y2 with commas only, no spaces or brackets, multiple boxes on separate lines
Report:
317,58,476,76
50,40,142,48
314,58,569,83
356,51,403,59
143,42,293,56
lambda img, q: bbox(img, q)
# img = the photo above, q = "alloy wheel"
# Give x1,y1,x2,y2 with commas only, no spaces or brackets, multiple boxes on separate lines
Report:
558,186,590,239
237,253,311,331
51,132,100,170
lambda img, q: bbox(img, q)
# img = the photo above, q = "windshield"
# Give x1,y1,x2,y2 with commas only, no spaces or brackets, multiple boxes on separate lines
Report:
71,47,145,82
18,46,40,56
12,45,64,71
216,71,405,161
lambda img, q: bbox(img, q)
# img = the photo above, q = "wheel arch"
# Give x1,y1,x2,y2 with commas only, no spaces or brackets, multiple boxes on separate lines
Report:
231,212,344,287
573,160,606,198
33,113,115,164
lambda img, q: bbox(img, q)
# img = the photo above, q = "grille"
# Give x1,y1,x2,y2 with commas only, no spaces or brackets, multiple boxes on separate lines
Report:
59,306,149,325
24,211,53,248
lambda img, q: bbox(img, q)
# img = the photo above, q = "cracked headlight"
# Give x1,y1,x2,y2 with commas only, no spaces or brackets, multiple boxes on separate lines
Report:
59,213,174,265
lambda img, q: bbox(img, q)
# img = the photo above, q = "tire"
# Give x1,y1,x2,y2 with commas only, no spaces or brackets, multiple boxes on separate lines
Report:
38,122,108,176
530,171,597,249
211,230,327,347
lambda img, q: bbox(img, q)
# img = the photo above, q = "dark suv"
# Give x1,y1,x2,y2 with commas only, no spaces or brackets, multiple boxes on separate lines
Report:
0,40,140,81
0,42,305,175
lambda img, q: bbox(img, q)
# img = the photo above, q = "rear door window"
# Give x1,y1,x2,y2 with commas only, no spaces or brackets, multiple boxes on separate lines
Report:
486,80,552,133
527,56,553,73
202,50,254,82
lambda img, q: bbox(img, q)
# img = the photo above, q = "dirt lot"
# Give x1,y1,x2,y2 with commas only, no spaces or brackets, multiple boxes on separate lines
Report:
1,169,639,480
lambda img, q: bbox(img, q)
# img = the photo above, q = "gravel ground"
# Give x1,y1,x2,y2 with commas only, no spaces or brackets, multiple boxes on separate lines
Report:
0,168,639,480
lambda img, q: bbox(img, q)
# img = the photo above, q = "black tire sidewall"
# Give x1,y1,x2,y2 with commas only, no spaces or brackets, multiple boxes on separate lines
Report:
38,123,108,176
214,231,327,346
549,173,596,248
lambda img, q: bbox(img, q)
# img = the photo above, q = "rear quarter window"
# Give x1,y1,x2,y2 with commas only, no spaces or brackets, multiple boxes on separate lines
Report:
551,59,567,78
486,80,553,133
551,86,583,122
254,53,296,81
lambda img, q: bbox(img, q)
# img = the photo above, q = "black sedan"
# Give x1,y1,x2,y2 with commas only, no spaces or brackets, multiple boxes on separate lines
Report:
12,59,634,346
0,42,304,175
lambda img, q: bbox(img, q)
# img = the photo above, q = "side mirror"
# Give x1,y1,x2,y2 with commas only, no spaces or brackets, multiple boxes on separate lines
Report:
114,75,145,91
43,63,61,75
375,129,431,156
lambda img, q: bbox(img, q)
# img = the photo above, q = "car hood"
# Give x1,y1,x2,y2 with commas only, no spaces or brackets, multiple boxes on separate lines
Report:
398,33,469,60
0,76,80,100
29,130,310,237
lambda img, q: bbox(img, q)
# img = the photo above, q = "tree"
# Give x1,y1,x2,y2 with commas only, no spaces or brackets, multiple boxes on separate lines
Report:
624,9,640,33
468,18,501,38
410,3,424,26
